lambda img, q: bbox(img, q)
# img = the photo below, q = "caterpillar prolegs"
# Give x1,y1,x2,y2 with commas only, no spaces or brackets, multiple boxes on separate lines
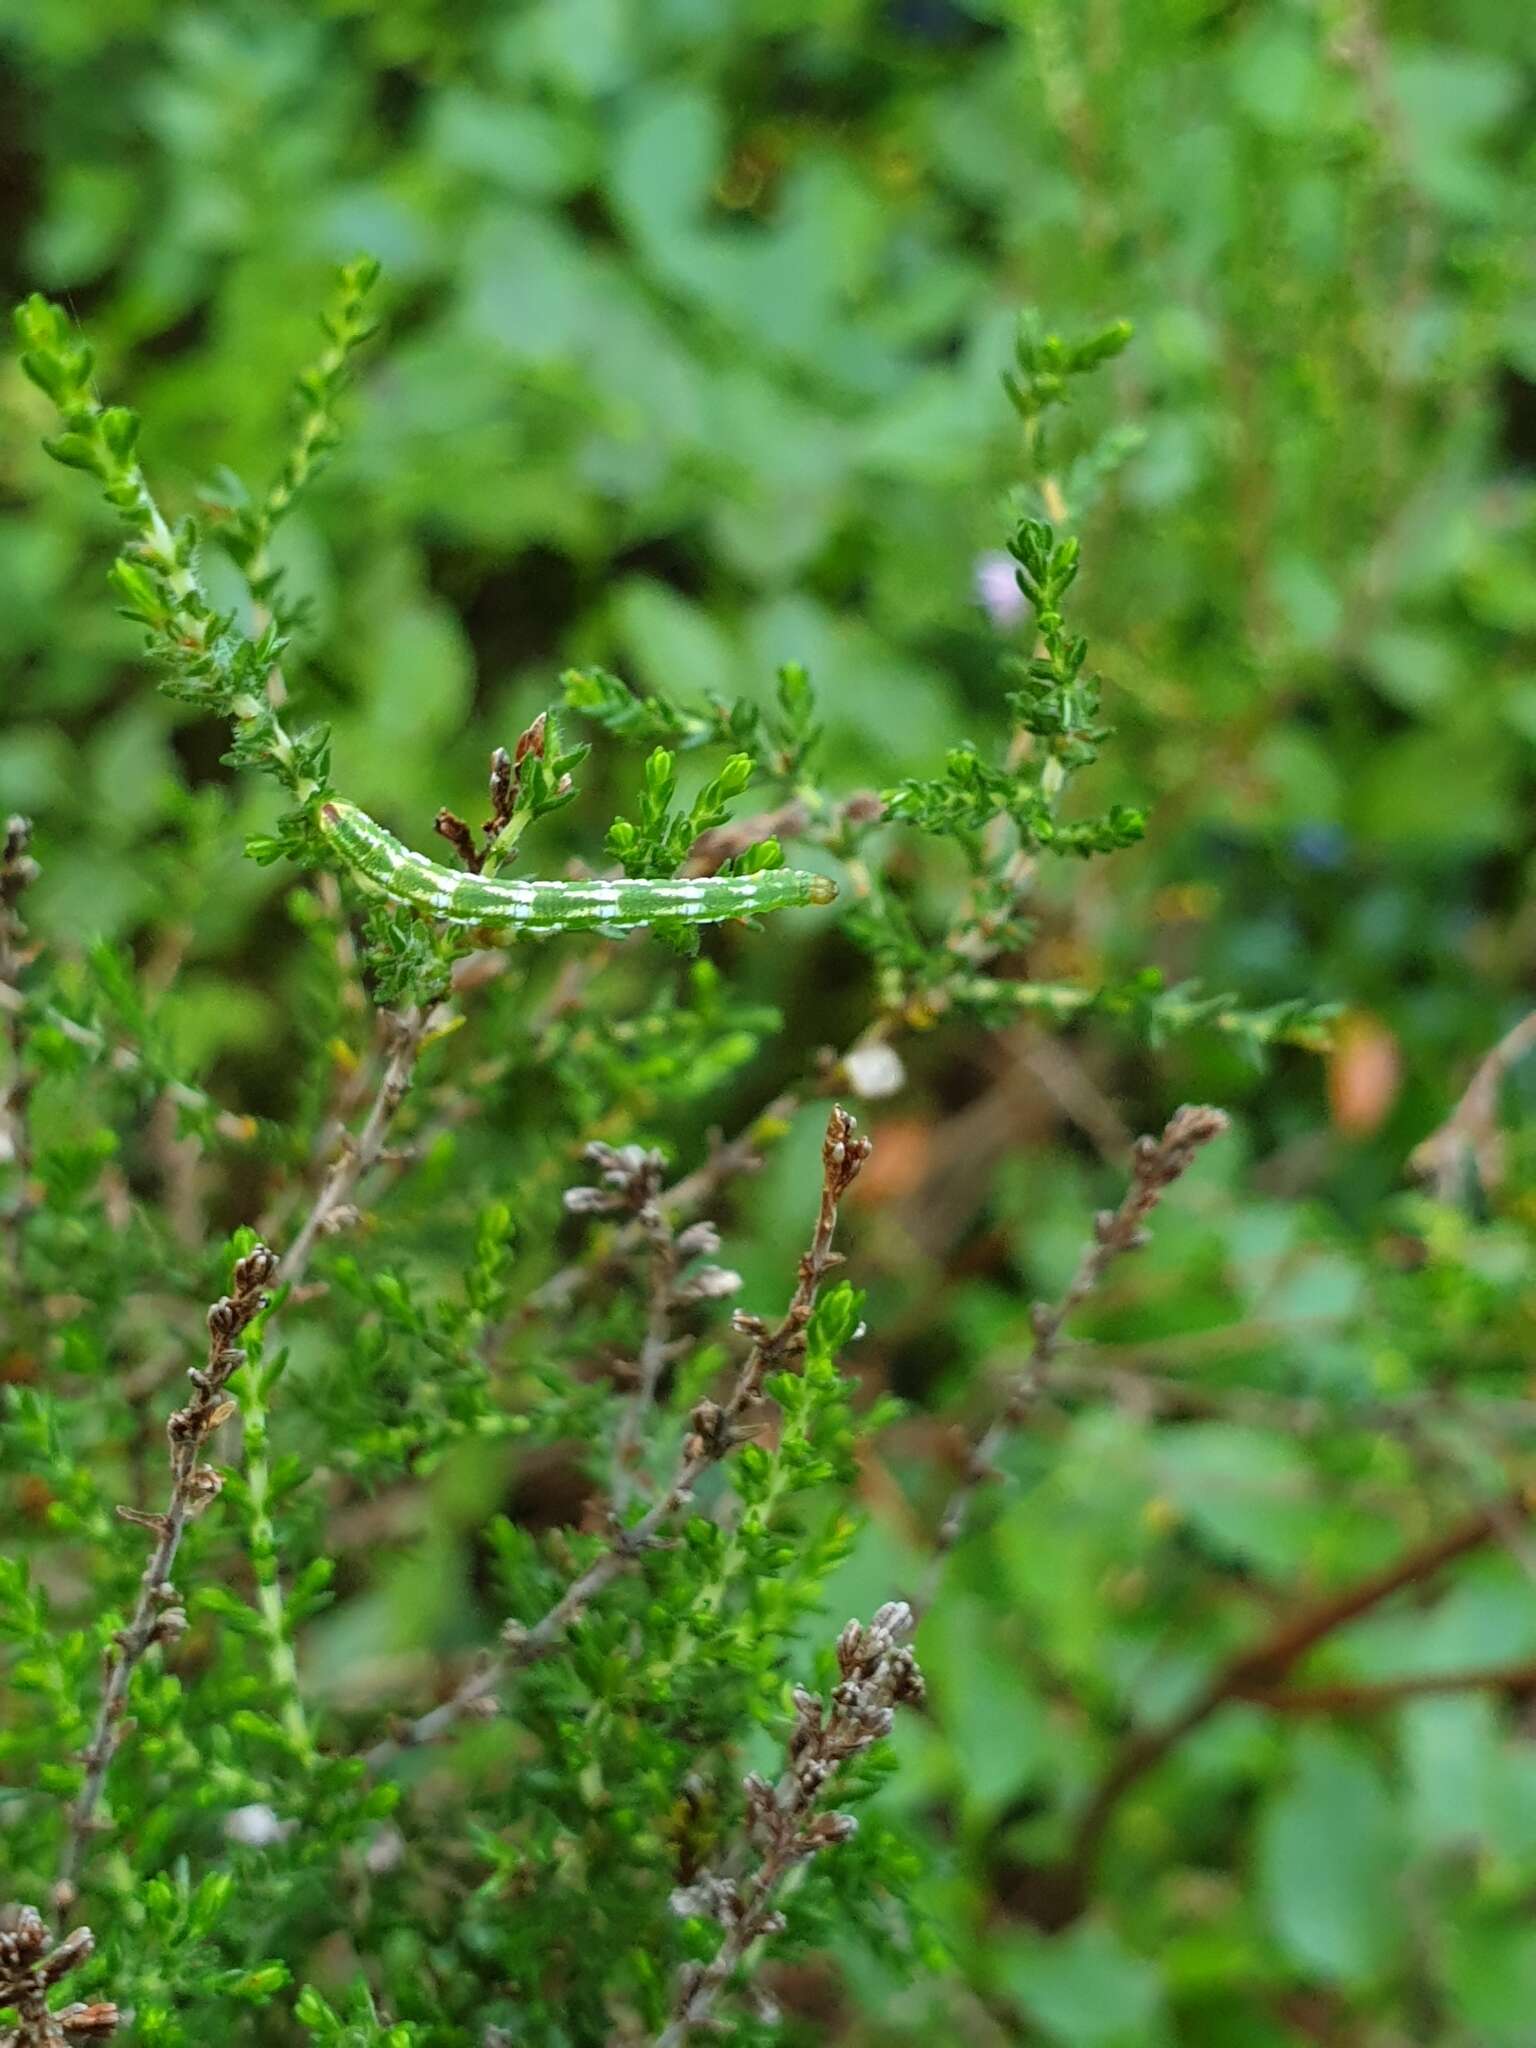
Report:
316,799,837,934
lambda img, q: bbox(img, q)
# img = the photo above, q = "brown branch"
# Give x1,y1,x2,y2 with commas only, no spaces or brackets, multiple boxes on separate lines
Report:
682,787,883,879
54,1246,278,1906
683,799,812,876
1062,1488,1528,1888
367,1107,870,1767
1037,1354,1536,1450
1243,1657,1536,1716
1014,1028,1131,1164
924,1104,1230,1591
433,808,483,873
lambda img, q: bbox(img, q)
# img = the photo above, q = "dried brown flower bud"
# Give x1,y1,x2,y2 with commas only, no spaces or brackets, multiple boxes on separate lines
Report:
206,1297,240,1338
675,1221,722,1260
804,1811,858,1849
183,1466,224,1515
669,1875,739,1925
680,1265,743,1302
486,745,514,833
152,1606,188,1646
114,1505,169,1537
821,1105,873,1198
513,712,547,767
793,1755,829,1795
40,1924,95,1983
233,1243,278,1294
58,1998,123,2036
741,1771,775,1826
1,1903,49,1962
685,1399,734,1462
434,807,482,872
886,1646,926,1706
870,1599,913,1642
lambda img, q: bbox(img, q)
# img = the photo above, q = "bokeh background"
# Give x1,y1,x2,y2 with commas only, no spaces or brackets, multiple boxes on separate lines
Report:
5,1,1536,2042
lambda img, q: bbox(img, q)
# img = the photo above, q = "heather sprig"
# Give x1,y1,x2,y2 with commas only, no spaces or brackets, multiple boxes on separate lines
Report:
371,1104,872,1761
56,1242,279,1902
12,269,380,800
659,1603,926,2048
15,278,831,968
205,257,382,626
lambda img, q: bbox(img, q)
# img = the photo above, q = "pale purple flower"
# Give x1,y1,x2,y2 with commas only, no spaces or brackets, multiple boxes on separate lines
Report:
973,549,1026,628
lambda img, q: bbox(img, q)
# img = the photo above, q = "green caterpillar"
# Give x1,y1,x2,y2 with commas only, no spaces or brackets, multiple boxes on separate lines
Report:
316,799,836,933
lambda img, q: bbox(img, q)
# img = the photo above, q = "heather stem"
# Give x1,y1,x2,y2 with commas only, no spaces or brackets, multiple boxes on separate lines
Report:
55,1246,278,1904
234,1359,314,1763
922,1103,1230,1605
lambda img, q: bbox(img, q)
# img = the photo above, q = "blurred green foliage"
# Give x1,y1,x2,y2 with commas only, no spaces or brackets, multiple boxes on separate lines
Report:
3,0,1533,1167
5,2,1536,2045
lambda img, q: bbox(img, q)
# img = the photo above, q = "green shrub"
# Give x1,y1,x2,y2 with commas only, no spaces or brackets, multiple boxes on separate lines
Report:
5,7,1536,2047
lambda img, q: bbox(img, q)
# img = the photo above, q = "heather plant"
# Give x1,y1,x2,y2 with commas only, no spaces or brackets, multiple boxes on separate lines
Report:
0,268,1264,2044
6,6,1536,2047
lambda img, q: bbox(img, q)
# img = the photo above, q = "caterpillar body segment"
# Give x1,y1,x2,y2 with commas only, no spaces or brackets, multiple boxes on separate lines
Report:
316,799,836,933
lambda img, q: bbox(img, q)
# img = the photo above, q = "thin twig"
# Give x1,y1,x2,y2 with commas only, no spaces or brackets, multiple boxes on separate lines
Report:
557,1141,744,1516
922,1104,1230,1599
1410,1006,1536,1201
1243,1657,1536,1716
682,798,812,876
611,1207,680,1516
277,1004,434,1287
367,1107,870,1767
222,1005,441,1769
1,819,40,1286
54,1246,278,1906
1014,1028,1131,1163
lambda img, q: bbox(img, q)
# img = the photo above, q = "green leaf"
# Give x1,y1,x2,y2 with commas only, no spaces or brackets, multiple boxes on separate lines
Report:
1258,1735,1406,1984
999,1921,1163,2045
1154,1425,1316,1576
1444,1922,1536,2048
